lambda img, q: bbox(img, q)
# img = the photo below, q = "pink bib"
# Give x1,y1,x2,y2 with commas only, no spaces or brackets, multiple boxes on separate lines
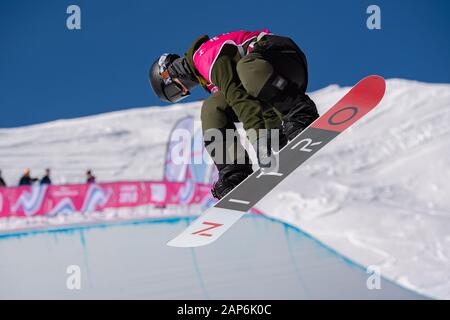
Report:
193,30,271,85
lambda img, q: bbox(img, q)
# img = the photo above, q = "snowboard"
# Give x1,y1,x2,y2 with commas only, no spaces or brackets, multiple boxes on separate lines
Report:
167,75,386,247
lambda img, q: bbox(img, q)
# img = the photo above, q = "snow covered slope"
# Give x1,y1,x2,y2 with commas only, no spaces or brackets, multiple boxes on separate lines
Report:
260,79,450,299
0,79,449,298
0,101,201,184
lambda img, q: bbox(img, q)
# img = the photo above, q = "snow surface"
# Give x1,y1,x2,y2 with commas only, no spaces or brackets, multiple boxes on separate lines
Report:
0,79,449,299
0,215,426,299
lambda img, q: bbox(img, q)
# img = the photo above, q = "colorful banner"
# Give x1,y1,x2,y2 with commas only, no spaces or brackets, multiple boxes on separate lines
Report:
0,115,256,221
164,116,218,184
0,181,213,218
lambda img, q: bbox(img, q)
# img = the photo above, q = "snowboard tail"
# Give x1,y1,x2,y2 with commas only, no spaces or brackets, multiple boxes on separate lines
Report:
167,75,386,247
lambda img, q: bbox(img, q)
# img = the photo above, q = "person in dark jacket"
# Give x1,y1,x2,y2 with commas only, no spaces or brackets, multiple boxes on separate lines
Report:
18,168,38,186
0,170,6,187
149,30,319,199
40,168,52,185
86,170,96,184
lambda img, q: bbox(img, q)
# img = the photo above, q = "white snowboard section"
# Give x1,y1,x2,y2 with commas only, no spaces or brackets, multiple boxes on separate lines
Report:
166,207,245,247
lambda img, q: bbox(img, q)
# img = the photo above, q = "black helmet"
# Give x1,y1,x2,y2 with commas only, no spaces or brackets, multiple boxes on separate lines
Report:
149,53,198,103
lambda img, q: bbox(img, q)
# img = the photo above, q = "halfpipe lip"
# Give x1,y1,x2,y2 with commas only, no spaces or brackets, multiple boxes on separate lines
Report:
257,214,433,299
0,212,432,299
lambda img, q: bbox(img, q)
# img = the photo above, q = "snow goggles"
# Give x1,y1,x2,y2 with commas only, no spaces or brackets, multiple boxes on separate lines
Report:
158,54,189,103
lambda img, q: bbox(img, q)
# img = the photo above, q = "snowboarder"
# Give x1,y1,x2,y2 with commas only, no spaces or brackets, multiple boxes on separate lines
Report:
149,30,319,199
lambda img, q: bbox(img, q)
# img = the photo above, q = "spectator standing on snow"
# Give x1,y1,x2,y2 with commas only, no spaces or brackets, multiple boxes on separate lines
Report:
0,170,6,187
18,168,38,186
40,168,52,185
86,170,96,184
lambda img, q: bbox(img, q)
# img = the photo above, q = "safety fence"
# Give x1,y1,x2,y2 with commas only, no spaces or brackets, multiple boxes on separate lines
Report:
0,180,213,218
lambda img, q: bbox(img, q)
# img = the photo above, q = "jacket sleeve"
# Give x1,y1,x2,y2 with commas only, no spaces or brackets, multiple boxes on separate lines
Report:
210,54,266,135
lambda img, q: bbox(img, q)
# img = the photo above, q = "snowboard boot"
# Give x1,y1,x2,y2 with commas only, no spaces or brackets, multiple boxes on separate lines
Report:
211,164,253,199
282,94,319,141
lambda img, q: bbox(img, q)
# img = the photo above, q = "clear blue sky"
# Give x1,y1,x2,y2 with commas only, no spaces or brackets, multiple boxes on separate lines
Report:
1,0,449,128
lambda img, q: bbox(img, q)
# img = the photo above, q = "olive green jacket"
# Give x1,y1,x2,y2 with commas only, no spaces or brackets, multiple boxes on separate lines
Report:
184,35,267,133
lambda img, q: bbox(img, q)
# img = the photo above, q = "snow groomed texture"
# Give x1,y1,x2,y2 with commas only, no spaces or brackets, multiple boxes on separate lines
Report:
0,214,427,299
